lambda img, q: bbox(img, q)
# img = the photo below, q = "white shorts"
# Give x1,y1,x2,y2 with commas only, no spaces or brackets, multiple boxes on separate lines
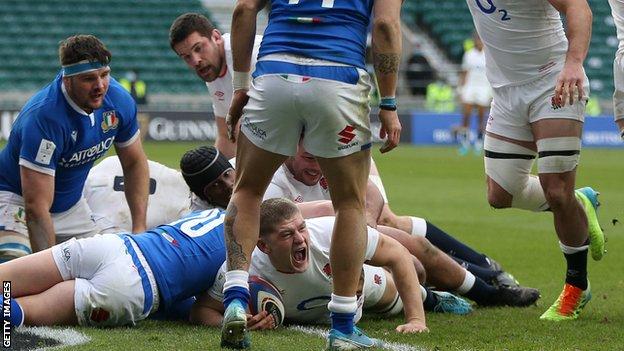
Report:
52,235,159,326
362,265,388,309
0,191,102,240
242,63,373,158
613,53,624,121
487,69,589,141
461,85,493,107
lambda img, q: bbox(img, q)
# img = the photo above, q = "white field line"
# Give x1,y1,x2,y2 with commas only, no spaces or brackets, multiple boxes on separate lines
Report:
17,326,91,351
287,325,426,351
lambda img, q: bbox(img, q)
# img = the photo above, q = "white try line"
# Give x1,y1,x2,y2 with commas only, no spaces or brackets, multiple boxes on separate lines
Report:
18,326,90,351
288,325,426,351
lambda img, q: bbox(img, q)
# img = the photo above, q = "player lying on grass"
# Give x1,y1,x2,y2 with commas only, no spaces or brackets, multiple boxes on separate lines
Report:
204,199,538,334
86,147,540,308
0,209,278,328
204,198,429,334
85,152,474,316
263,142,519,288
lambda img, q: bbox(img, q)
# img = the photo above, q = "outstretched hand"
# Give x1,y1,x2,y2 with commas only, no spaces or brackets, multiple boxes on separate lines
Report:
395,320,428,334
247,311,276,331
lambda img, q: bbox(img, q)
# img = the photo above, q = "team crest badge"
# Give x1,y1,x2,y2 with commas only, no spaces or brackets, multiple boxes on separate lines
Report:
101,110,119,132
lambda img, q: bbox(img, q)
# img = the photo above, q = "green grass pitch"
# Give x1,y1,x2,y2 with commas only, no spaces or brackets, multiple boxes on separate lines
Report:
18,142,624,350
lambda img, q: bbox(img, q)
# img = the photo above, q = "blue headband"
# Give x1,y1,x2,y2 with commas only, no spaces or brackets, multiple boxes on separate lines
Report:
62,60,108,77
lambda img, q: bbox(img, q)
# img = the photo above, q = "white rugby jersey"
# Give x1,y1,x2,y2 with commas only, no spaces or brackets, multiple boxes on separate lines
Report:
206,34,263,117
84,156,193,231
210,216,382,324
264,164,331,202
610,0,624,56
466,0,568,88
462,48,490,88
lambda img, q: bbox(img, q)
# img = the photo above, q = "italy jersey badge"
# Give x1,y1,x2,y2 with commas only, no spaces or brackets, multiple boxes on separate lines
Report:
101,110,119,132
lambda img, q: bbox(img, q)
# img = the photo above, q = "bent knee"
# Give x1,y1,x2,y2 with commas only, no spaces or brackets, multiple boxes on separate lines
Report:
486,188,512,209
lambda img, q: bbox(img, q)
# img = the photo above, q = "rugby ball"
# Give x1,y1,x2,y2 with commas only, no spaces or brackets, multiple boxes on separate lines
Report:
249,275,285,327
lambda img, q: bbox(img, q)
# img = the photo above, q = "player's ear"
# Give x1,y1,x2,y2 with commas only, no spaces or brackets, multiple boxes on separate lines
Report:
212,29,223,44
257,239,270,254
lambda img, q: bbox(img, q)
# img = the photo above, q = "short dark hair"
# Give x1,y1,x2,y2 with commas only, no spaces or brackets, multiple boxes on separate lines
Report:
58,35,111,66
169,13,216,50
259,198,300,238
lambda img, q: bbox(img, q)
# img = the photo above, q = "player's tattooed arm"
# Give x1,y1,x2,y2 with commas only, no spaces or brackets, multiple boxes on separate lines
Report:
373,53,400,74
224,203,248,270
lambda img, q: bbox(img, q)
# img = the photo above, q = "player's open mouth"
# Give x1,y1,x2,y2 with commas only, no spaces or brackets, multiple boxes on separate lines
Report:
292,247,307,263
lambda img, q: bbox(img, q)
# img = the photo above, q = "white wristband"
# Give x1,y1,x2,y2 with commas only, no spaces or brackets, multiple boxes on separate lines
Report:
232,71,250,91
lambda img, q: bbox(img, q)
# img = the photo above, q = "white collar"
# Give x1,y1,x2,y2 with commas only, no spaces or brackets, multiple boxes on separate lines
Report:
61,82,95,126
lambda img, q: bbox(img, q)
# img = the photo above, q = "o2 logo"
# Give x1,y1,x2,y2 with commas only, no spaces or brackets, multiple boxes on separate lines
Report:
475,0,510,21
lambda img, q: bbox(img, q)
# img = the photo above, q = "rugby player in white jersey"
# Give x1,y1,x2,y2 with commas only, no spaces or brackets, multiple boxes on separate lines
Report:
168,13,261,159
266,142,520,289
466,0,604,321
207,198,428,334
457,32,492,155
608,0,624,137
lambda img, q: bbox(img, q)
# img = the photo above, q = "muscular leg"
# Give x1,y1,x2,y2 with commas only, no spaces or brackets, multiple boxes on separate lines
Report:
532,119,588,249
223,134,287,300
317,149,371,297
19,280,77,325
0,248,63,297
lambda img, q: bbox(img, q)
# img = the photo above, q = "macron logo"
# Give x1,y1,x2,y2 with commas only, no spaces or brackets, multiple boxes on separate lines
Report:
338,125,356,144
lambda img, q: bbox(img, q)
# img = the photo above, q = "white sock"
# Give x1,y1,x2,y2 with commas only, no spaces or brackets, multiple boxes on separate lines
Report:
456,269,476,294
420,285,428,301
223,270,249,291
410,216,427,237
559,241,589,254
327,294,358,314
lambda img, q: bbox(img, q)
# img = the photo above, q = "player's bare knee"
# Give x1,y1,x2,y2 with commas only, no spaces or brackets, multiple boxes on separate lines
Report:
486,186,512,209
377,213,397,227
541,183,574,211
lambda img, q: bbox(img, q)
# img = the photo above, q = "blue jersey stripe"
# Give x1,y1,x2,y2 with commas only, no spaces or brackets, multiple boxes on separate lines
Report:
122,236,154,315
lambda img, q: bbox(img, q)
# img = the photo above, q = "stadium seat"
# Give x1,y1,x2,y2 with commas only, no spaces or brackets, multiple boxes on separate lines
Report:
0,0,215,93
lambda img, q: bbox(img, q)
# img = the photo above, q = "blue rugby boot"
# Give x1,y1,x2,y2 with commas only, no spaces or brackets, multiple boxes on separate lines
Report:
326,326,384,350
220,300,250,349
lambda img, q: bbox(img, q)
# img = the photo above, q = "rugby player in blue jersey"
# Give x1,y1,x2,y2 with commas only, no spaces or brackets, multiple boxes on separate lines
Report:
222,0,406,348
0,35,149,262
0,208,272,330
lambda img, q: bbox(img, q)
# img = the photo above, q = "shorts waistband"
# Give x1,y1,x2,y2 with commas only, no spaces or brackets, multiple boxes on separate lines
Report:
122,236,160,315
252,60,359,85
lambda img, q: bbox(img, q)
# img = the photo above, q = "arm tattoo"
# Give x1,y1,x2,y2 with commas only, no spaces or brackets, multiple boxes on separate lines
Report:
224,203,249,270
373,53,400,74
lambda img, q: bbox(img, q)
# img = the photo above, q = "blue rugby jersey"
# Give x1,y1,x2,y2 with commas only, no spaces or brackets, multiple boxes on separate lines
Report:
127,209,227,312
258,0,374,69
0,72,139,213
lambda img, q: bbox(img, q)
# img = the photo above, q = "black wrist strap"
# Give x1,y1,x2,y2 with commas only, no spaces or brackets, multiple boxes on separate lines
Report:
379,105,397,111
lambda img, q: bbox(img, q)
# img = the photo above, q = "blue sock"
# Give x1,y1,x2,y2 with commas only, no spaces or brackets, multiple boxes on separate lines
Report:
453,257,499,283
330,312,355,335
425,221,490,267
223,286,250,311
464,277,498,305
10,299,24,327
421,287,438,311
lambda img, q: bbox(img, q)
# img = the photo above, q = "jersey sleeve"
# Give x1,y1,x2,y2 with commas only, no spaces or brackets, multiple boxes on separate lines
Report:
18,113,65,176
207,262,227,302
112,88,140,148
364,226,381,261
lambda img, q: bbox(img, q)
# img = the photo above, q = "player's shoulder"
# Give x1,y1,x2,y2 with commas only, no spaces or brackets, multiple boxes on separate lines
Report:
106,77,137,109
